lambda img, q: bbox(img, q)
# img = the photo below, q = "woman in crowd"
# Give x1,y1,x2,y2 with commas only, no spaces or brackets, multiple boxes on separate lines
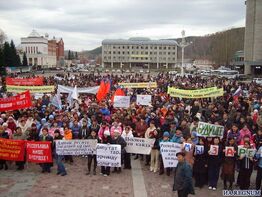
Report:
53,129,67,176
100,129,112,176
207,137,223,191
193,137,208,188
39,128,53,173
121,126,133,169
145,121,159,172
63,124,73,164
238,141,254,190
12,127,27,170
86,130,98,175
221,137,238,190
159,131,172,176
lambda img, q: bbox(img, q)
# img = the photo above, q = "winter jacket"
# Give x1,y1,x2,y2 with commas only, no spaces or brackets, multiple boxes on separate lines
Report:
173,161,195,195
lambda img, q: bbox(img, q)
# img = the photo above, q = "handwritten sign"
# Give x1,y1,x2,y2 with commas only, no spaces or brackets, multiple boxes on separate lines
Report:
160,142,181,168
136,95,152,106
114,96,130,108
125,137,155,155
56,140,97,155
96,144,121,167
0,139,25,161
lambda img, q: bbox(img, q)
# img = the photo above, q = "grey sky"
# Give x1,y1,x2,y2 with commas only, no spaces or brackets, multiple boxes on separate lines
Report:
0,0,246,51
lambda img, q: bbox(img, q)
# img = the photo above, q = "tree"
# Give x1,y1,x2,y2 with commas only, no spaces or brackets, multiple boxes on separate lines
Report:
75,52,78,60
3,41,12,67
0,29,7,46
10,40,21,67
68,50,71,60
22,52,28,67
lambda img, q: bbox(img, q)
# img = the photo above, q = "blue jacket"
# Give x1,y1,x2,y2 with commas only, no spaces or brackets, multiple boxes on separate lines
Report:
172,135,182,144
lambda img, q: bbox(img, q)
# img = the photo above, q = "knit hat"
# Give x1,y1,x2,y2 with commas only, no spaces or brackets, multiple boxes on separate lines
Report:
163,131,170,137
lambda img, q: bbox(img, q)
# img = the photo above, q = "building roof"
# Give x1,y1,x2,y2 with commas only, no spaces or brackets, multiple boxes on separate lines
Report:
28,30,41,38
102,37,178,45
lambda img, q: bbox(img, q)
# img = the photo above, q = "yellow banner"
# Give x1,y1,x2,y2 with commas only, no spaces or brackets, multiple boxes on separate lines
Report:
168,87,224,98
168,87,217,94
119,82,157,88
7,85,55,93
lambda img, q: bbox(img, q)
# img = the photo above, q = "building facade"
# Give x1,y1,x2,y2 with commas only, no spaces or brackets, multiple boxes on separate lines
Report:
244,0,262,75
56,38,64,67
102,37,178,69
20,30,64,68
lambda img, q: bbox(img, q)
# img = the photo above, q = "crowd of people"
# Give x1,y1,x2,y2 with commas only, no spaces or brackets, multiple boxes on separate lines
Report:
1,72,262,197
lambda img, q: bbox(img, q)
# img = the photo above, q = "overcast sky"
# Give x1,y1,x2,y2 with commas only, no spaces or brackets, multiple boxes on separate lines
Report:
0,0,245,51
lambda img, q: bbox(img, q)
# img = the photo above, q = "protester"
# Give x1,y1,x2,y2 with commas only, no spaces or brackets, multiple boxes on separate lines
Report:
39,128,53,173
100,129,112,176
173,152,195,197
53,129,67,176
238,141,254,190
193,137,208,188
86,130,98,175
207,137,223,190
111,129,127,173
159,131,171,176
221,137,238,190
121,126,133,169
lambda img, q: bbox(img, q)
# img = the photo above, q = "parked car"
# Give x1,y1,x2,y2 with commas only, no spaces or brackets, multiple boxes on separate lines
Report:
116,69,121,73
125,69,130,73
139,69,144,73
253,78,262,85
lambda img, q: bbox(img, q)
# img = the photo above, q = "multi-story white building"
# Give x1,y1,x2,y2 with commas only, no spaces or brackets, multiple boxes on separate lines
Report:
20,30,57,68
102,37,178,69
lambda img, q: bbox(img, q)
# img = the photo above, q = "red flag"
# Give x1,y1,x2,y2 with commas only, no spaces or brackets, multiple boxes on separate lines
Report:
96,81,106,102
111,88,125,102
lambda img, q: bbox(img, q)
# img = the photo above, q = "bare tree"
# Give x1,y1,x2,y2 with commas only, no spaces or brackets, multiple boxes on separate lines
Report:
0,29,7,46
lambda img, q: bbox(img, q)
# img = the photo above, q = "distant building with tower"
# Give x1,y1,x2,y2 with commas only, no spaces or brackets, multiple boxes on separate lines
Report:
244,0,262,75
20,30,64,68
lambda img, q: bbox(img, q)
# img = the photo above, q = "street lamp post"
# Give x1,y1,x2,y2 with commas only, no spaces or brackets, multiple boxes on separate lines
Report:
178,30,192,77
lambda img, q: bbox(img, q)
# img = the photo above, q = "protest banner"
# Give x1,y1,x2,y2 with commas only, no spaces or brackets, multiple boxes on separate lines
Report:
0,138,25,161
57,85,99,95
0,90,32,112
195,145,204,155
225,147,235,157
26,141,52,163
209,145,219,155
160,142,181,168
197,122,224,138
125,137,155,155
136,95,152,106
96,143,121,167
56,140,97,155
168,86,224,98
7,85,55,93
6,77,44,86
113,96,130,108
183,143,192,152
118,82,157,88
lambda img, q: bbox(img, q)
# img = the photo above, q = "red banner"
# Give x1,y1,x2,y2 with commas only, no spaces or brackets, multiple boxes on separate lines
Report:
0,139,25,161
6,77,44,86
26,141,53,163
0,90,32,112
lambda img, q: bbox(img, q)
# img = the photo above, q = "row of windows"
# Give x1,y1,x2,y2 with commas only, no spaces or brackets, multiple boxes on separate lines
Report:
104,56,176,61
25,46,38,54
104,51,176,55
104,45,176,50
